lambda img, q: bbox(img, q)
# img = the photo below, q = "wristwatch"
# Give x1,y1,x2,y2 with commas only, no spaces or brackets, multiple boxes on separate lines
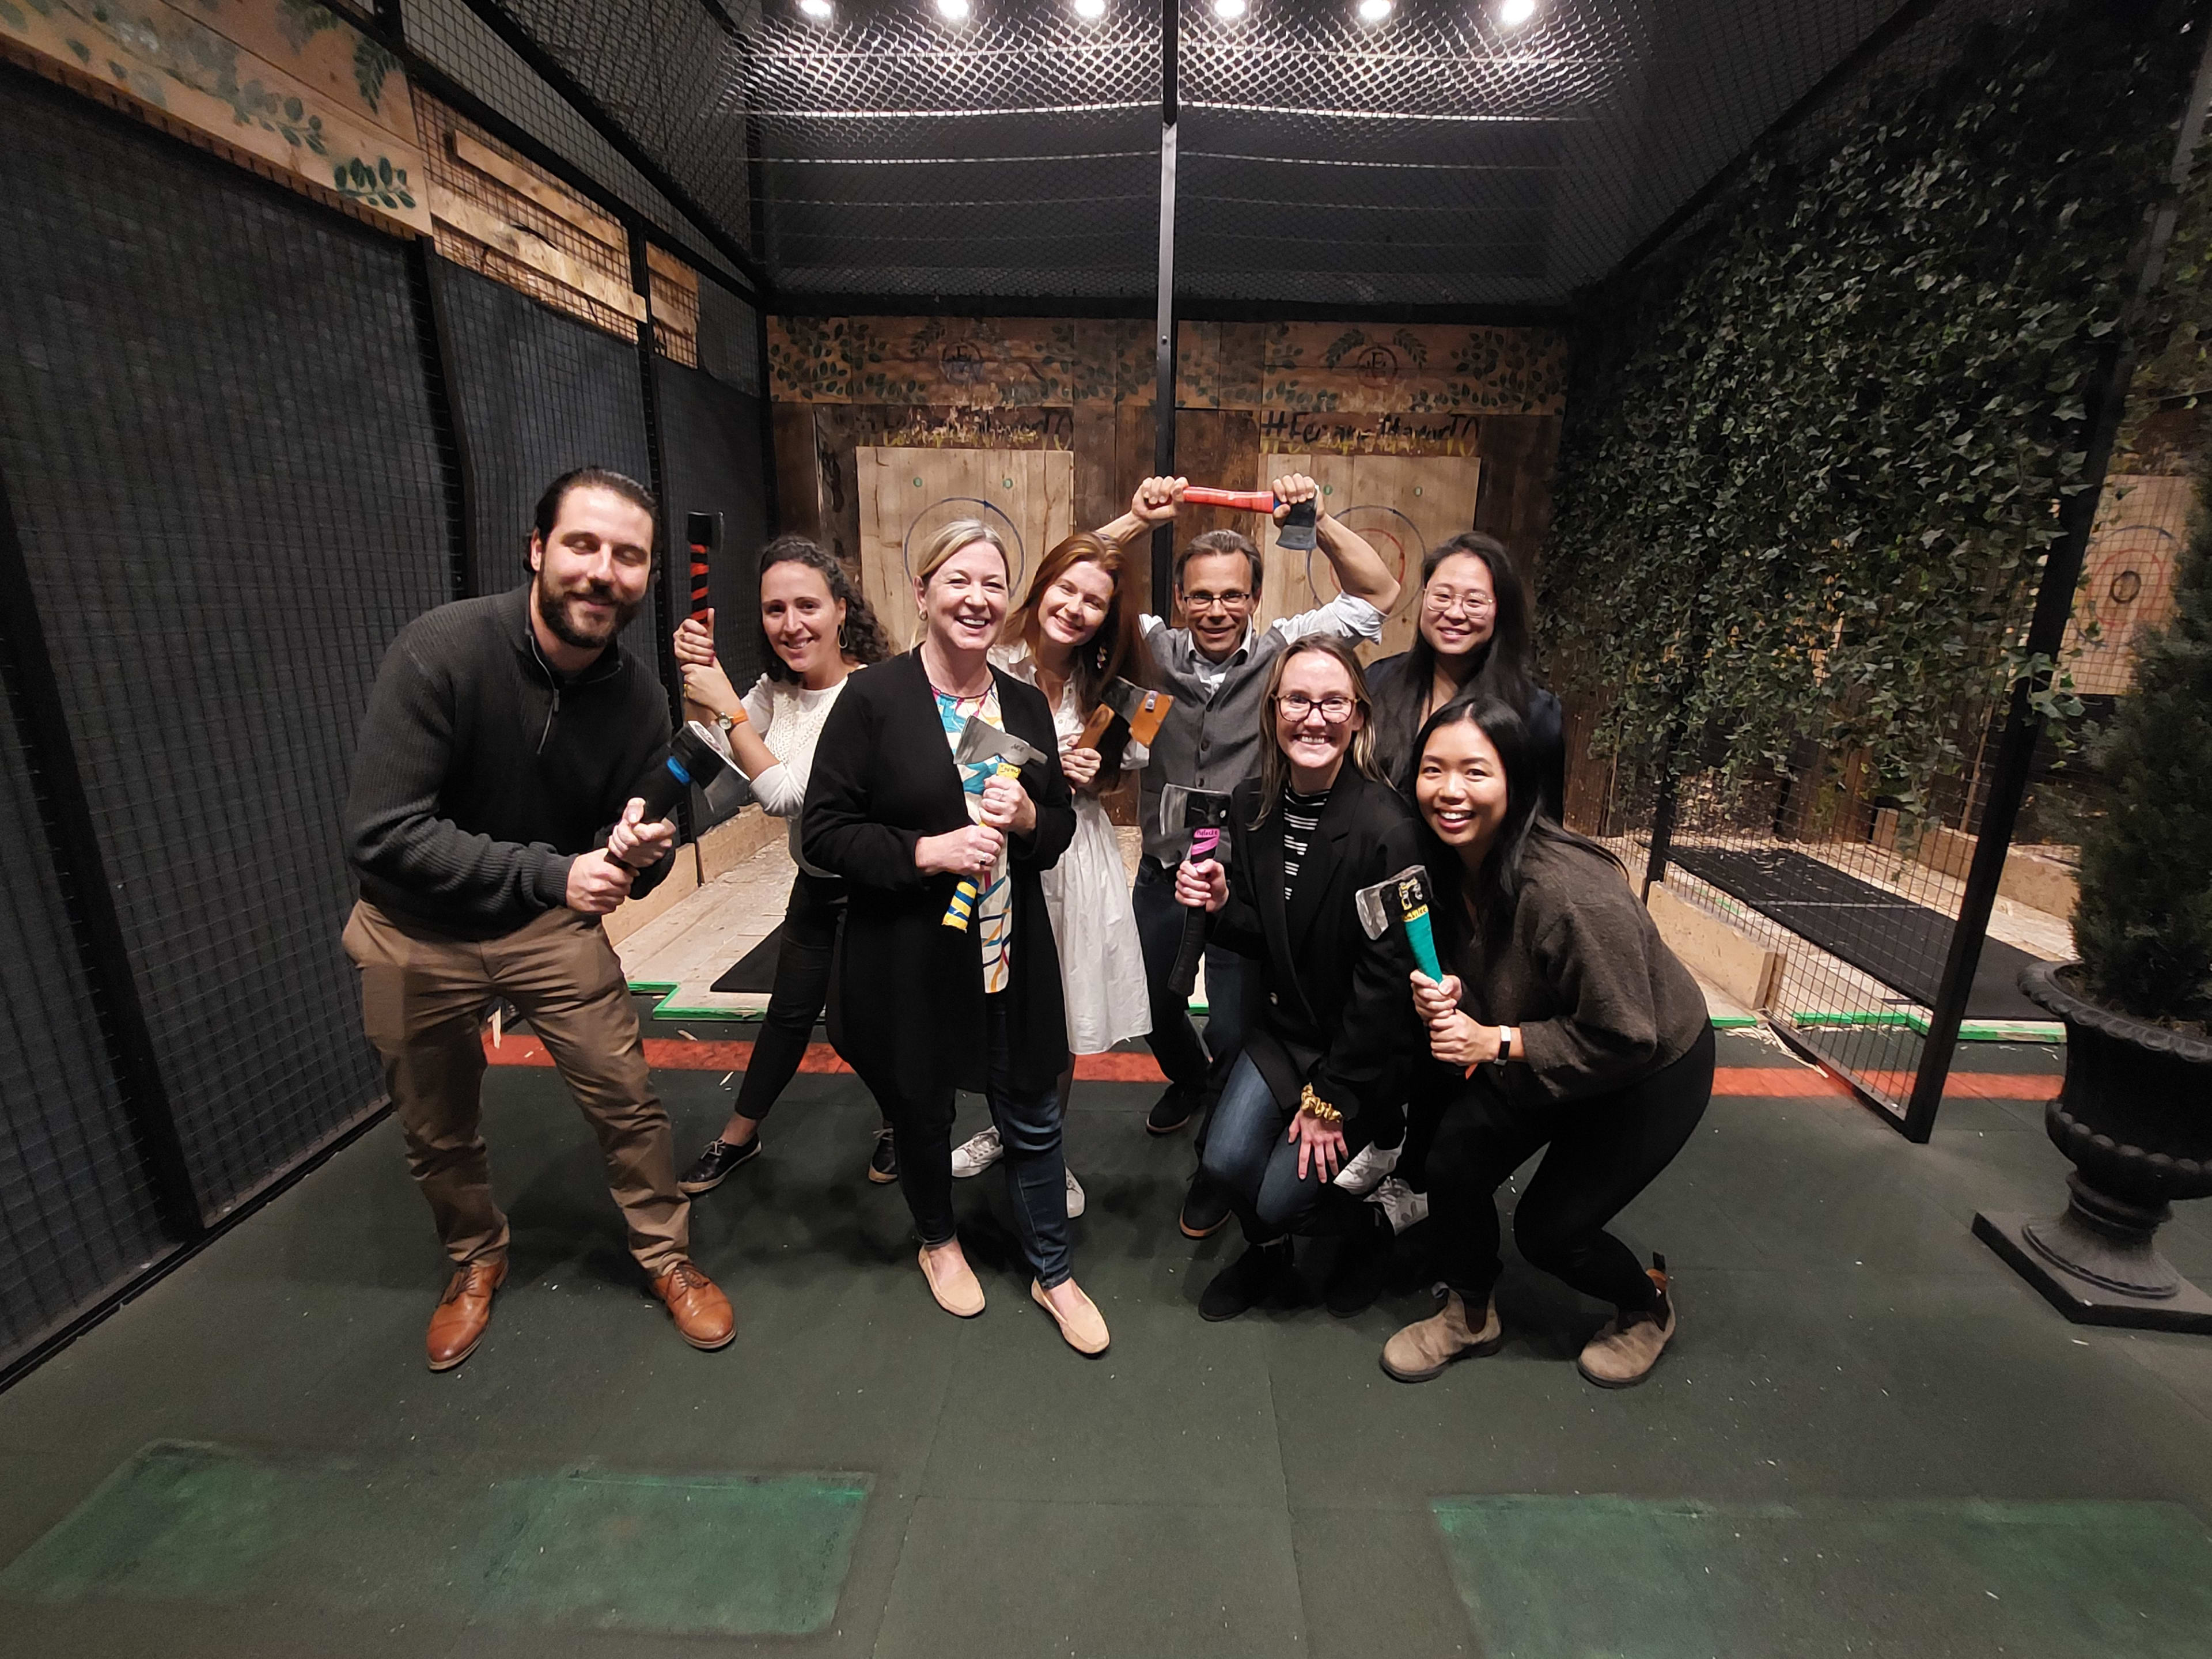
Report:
1495,1025,1519,1069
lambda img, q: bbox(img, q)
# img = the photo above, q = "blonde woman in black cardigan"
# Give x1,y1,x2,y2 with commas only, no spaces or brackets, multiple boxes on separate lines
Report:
1382,697,1713,1389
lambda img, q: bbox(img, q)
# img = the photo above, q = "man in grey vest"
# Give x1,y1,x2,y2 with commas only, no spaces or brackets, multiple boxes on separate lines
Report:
1095,474,1400,1238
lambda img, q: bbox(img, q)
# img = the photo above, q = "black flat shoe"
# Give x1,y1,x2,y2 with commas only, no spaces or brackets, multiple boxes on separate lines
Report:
679,1136,761,1195
1179,1174,1232,1240
1146,1084,1197,1136
866,1127,899,1185
1199,1241,1298,1321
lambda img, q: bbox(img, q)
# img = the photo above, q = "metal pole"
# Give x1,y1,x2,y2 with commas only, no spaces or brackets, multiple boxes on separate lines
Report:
1641,760,1677,902
631,225,692,838
1150,0,1179,617
1903,17,2212,1144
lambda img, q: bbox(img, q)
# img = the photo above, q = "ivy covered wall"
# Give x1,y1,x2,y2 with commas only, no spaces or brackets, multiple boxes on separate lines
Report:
1540,0,2200,808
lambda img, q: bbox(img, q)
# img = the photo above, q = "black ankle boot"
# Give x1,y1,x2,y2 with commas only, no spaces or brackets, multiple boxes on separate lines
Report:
1324,1213,1391,1317
1200,1240,1296,1321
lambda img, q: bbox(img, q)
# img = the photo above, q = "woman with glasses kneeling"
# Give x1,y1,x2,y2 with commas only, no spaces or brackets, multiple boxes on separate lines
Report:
1382,698,1713,1389
805,520,1108,1355
1175,636,1425,1320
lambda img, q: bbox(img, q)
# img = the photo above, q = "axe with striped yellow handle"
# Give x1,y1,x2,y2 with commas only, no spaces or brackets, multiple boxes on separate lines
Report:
941,716,1049,930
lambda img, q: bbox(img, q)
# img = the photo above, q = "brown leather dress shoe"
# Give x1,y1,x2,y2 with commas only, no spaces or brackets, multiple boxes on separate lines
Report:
426,1257,508,1372
652,1260,736,1350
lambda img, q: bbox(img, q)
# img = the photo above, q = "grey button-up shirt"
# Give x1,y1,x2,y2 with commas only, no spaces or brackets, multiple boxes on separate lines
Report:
1136,594,1385,865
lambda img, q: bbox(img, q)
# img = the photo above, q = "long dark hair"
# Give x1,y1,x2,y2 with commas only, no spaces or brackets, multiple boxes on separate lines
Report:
1251,635,1380,827
1001,530,1149,710
1406,696,1620,926
756,536,891,683
1403,533,1532,717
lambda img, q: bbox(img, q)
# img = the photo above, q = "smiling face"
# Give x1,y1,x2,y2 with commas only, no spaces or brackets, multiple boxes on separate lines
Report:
529,484,654,654
1272,650,1364,790
1414,717,1510,862
1418,551,1498,662
761,559,844,681
916,540,1010,657
1037,558,1116,652
1178,549,1258,661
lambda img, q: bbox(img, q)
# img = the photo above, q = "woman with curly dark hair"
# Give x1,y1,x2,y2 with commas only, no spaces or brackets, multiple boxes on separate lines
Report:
666,536,899,1191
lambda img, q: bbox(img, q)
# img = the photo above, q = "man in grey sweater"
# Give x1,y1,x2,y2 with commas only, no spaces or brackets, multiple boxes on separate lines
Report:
343,467,734,1371
1095,474,1400,1237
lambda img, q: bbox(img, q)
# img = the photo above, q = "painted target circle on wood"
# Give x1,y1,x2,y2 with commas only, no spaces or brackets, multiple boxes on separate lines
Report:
900,495,1029,597
1306,504,1419,603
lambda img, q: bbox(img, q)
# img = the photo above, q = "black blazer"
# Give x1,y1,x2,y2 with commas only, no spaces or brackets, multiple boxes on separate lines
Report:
1367,651,1565,813
802,650,1077,1097
1207,766,1426,1125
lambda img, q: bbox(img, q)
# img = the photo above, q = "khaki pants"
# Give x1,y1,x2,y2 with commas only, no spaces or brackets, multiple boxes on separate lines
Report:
342,899,689,1277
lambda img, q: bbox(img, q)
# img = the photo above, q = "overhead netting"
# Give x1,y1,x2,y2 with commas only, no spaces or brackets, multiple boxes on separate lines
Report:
475,0,1910,305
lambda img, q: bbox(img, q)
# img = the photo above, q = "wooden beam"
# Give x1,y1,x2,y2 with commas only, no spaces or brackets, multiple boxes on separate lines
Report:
645,241,698,287
428,181,647,323
450,130,624,251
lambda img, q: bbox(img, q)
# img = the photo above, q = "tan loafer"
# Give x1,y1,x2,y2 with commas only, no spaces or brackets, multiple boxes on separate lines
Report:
1380,1290,1501,1382
426,1257,508,1372
1031,1279,1110,1355
651,1260,736,1350
919,1245,985,1317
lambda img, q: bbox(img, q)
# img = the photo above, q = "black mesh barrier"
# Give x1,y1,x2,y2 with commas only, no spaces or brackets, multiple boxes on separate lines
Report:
465,0,1934,306
696,276,763,397
0,661,171,1368
430,257,662,653
398,0,747,288
654,356,772,688
0,68,451,1218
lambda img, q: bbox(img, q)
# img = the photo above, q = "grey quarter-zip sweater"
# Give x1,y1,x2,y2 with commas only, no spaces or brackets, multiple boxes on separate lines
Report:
345,583,673,938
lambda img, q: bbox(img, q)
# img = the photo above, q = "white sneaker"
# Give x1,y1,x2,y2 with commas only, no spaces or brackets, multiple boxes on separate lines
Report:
1065,1169,1086,1219
1368,1176,1430,1235
951,1126,1003,1179
1332,1139,1403,1196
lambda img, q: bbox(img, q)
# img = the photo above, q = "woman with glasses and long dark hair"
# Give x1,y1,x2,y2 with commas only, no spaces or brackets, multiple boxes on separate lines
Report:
1174,635,1425,1320
1381,697,1712,1390
665,537,897,1192
1365,532,1564,812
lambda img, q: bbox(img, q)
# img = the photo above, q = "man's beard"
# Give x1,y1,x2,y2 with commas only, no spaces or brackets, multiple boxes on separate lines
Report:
535,576,642,650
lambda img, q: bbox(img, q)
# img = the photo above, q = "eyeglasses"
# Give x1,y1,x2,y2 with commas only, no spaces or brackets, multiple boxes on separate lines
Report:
1423,590,1495,616
1276,693,1355,723
1182,589,1252,612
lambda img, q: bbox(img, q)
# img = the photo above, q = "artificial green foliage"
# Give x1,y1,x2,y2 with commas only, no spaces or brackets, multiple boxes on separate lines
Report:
1540,1,2197,807
2073,475,2212,1026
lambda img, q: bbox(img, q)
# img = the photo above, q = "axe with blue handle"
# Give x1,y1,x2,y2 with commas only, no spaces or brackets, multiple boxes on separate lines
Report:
941,716,1048,931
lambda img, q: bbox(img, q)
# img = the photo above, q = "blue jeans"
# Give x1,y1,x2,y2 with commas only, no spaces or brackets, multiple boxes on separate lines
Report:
1199,1054,1333,1245
878,994,1073,1287
1131,857,1251,1109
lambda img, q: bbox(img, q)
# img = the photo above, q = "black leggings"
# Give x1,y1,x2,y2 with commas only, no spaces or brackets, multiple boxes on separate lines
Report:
1427,1024,1714,1314
732,871,843,1124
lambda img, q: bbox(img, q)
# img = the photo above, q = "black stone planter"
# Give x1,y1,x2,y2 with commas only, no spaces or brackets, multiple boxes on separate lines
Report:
1973,960,2212,1331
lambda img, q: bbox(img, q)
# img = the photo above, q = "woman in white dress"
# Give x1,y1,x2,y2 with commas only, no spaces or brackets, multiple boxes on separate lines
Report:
665,537,903,1192
953,531,1155,1187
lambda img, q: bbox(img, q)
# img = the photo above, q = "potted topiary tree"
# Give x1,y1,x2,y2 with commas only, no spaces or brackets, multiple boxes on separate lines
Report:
1976,473,2212,1330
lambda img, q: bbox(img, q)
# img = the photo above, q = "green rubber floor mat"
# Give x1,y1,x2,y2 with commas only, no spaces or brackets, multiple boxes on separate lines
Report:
0,1441,868,1638
1432,1495,2212,1658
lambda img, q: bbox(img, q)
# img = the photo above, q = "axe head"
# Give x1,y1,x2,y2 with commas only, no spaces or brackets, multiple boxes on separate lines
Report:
1353,865,1435,941
1158,783,1233,850
1276,497,1319,553
1100,678,1174,747
953,715,1046,772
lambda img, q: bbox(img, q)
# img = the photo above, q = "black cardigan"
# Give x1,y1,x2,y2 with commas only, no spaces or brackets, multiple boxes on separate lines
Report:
802,649,1077,1097
1206,766,1426,1126
1366,651,1565,812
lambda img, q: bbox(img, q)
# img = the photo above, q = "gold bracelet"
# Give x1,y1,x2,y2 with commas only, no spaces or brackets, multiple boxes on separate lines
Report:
1298,1084,1343,1125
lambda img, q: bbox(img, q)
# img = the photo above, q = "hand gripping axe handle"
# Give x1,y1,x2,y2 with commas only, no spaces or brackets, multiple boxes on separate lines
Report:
1162,784,1235,999
942,718,1048,931
1180,487,1319,552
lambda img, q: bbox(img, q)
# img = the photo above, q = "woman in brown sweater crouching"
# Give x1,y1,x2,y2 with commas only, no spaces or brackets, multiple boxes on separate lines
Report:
1381,698,1713,1390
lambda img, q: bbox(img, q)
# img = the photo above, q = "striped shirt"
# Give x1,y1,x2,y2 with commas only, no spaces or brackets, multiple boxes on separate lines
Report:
1282,787,1330,900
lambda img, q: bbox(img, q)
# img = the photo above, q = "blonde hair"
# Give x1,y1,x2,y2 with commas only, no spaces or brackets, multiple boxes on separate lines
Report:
912,518,1011,588
1251,635,1379,825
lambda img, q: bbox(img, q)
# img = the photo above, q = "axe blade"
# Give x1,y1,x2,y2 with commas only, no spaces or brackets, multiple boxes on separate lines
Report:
953,715,1045,771
1159,782,1233,842
1101,678,1174,747
1277,498,1318,553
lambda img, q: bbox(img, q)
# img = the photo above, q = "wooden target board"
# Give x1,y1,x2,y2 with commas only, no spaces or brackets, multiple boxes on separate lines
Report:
1253,454,1483,661
857,447,1076,650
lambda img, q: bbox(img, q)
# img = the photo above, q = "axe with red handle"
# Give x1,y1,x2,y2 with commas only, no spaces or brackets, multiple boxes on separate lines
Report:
1180,487,1318,551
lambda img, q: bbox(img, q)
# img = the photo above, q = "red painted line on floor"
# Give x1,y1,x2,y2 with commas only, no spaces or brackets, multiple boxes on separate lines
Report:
480,1036,2058,1100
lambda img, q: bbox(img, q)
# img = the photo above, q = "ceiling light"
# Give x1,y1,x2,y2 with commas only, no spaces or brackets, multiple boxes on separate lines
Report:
1497,0,1537,24
798,0,831,16
1357,0,1391,18
935,0,971,19
1074,0,1106,16
1213,0,1247,17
